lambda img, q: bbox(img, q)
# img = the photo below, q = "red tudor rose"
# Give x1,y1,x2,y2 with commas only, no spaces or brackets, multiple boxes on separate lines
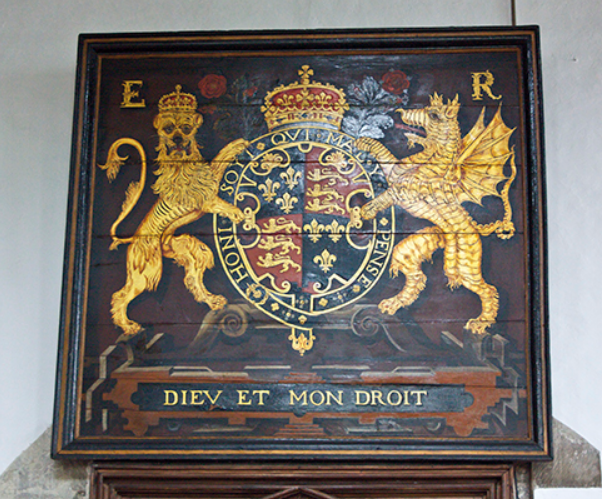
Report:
198,74,227,99
382,70,410,94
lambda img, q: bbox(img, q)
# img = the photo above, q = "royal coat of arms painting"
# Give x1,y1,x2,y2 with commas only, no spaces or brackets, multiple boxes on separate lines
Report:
53,27,550,459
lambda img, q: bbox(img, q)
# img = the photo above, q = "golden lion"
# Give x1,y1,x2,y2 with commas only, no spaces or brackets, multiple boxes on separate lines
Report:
99,85,248,338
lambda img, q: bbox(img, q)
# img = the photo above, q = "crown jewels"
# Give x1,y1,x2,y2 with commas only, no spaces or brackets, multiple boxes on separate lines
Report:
261,66,349,131
158,85,197,113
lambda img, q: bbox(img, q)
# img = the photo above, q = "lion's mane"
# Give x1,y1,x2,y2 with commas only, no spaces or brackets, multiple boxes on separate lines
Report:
152,144,218,209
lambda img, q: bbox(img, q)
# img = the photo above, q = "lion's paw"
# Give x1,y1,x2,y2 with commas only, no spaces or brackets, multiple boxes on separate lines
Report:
227,207,245,224
116,322,143,342
206,294,227,311
231,139,250,155
378,297,402,315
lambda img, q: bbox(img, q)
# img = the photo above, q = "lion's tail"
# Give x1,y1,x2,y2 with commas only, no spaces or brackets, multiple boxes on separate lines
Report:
98,138,147,250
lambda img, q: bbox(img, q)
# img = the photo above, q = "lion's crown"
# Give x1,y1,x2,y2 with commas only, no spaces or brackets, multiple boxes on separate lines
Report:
158,85,197,113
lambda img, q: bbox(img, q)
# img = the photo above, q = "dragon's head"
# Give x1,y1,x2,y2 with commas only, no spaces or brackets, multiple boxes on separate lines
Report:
396,93,460,151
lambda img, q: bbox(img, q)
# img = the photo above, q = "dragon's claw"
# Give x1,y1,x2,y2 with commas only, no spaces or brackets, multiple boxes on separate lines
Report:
496,221,515,239
360,203,377,220
378,298,403,315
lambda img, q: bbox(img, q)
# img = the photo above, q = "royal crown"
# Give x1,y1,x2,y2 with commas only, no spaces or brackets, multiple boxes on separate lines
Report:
158,85,198,113
261,66,349,131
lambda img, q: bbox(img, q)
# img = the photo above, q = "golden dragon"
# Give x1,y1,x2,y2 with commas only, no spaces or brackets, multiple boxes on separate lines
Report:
359,93,516,334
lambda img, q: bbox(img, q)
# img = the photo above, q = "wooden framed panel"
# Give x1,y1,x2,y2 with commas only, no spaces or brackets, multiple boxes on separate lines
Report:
90,463,517,499
53,27,550,459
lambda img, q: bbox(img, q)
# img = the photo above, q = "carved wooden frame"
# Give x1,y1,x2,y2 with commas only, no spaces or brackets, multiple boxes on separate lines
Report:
90,463,517,499
53,26,550,461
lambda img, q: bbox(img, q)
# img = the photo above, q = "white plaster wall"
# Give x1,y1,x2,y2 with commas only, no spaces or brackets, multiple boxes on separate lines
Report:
0,1,600,497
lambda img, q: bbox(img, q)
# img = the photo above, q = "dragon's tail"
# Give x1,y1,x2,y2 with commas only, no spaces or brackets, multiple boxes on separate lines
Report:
98,138,147,249
475,148,517,239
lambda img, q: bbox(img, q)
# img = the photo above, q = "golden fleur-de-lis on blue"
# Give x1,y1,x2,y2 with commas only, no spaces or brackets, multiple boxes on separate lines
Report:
314,249,337,273
280,167,302,190
303,218,325,243
258,178,280,202
276,192,298,214
325,220,345,242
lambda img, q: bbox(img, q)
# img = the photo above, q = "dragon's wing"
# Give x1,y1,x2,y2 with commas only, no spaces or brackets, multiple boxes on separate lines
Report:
454,106,515,206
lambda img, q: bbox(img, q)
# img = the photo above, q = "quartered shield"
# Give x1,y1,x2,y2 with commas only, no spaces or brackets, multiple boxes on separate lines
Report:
215,126,395,345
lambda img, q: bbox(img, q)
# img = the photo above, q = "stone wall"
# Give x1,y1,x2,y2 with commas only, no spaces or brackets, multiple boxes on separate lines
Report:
0,420,599,498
